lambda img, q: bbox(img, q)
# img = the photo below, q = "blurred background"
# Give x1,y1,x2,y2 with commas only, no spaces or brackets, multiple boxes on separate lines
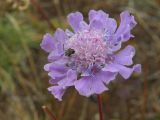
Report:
0,0,160,120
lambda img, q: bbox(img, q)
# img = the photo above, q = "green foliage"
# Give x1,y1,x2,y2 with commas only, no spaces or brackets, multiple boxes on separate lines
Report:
0,14,36,69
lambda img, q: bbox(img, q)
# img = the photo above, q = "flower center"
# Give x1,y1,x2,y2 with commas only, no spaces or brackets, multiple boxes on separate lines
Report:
65,29,108,70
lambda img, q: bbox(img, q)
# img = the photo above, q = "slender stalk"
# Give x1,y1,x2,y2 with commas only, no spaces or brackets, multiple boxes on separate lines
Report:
97,95,104,120
42,106,57,120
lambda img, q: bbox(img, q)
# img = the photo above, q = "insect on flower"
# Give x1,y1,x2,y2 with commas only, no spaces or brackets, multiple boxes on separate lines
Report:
40,10,141,101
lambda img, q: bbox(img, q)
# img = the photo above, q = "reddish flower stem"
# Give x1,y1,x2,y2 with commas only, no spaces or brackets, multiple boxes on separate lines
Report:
97,95,104,120
42,106,57,120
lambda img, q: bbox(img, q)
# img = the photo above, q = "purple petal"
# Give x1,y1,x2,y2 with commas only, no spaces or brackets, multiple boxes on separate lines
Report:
109,41,122,52
97,71,117,84
89,10,108,30
67,12,83,32
58,69,77,87
47,63,68,79
113,64,135,79
48,51,63,62
104,63,141,79
49,79,62,85
48,86,65,101
89,10,108,22
114,11,137,42
65,29,74,37
44,63,52,71
102,64,118,72
44,58,67,71
54,28,67,43
133,64,141,73
89,10,117,33
48,74,67,86
47,43,64,62
48,71,66,79
40,33,55,53
79,21,89,30
114,45,135,65
105,18,117,34
74,74,108,97
49,63,67,73
89,19,104,30
45,29,66,61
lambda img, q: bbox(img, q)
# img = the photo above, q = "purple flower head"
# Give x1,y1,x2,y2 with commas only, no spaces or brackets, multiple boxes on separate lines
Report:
40,10,141,101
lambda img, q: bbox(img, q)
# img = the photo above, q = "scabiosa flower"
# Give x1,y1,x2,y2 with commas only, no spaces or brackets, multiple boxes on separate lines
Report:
40,10,141,101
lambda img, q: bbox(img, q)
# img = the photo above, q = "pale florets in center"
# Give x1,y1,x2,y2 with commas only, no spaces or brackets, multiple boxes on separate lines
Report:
65,30,108,69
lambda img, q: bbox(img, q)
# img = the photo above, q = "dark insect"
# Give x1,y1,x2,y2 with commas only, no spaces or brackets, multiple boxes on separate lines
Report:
77,72,82,80
65,48,75,57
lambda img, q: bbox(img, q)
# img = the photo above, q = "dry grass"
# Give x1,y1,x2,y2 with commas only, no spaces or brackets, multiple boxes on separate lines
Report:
0,0,160,120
